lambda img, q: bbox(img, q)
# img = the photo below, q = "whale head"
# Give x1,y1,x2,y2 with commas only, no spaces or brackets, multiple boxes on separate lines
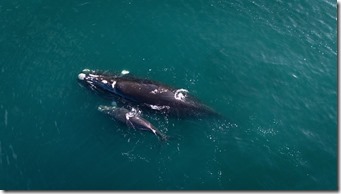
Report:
78,69,120,96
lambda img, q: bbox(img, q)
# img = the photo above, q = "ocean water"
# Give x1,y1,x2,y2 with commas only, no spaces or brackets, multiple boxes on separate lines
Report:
0,0,337,190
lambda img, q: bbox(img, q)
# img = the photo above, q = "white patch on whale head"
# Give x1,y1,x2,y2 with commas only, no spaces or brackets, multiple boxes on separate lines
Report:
125,112,134,120
150,89,158,94
174,89,188,101
101,80,108,84
111,81,117,88
78,73,86,80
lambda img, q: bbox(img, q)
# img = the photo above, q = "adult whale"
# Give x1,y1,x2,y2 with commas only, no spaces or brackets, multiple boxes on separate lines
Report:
78,69,219,117
98,105,168,141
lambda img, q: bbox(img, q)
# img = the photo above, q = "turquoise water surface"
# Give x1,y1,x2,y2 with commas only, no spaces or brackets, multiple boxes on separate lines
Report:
0,0,337,190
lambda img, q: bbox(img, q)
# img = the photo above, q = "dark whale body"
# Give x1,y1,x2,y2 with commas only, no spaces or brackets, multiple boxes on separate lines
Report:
78,69,218,117
98,105,168,140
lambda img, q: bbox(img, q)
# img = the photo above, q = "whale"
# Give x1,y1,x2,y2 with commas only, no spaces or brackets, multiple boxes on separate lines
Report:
78,69,218,117
78,69,219,117
98,105,168,141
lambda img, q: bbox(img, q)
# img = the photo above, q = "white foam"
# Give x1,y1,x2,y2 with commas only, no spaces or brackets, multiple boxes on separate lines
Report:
98,105,113,112
121,70,130,75
78,73,86,80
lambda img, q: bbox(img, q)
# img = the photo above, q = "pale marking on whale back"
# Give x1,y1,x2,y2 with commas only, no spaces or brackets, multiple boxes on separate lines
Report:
149,105,170,110
112,81,117,88
101,80,108,84
174,89,189,101
150,88,168,94
150,89,158,94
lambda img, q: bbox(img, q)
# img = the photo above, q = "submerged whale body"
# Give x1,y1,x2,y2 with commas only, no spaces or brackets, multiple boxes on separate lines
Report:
98,105,168,141
78,69,218,117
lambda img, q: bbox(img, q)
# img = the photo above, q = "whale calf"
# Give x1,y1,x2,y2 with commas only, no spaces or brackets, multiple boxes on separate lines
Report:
98,105,168,141
78,69,218,117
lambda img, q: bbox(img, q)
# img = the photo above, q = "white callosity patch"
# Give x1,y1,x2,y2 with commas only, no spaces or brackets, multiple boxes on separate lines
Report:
150,88,168,94
78,73,86,80
125,112,135,120
159,88,168,93
150,89,158,94
97,106,104,111
174,89,188,101
130,108,141,115
98,105,111,112
111,81,117,88
101,80,108,84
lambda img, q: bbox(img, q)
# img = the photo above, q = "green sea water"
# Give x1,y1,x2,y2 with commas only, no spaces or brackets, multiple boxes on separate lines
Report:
0,0,337,190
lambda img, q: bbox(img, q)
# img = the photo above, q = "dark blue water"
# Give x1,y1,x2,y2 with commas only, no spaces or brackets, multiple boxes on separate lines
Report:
0,0,337,190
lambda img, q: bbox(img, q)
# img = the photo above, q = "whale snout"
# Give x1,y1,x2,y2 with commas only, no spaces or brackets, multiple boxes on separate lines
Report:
78,73,86,80
78,68,93,81
77,69,99,82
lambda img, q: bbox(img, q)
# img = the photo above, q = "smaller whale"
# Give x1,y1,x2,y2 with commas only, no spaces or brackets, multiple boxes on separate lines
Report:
98,105,168,141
